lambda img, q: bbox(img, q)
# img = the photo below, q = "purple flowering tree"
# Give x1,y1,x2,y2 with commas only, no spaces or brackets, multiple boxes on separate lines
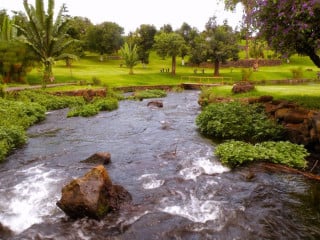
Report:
254,0,320,67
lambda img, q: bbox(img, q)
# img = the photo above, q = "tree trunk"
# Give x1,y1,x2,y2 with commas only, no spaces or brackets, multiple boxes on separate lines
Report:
171,55,176,75
307,49,320,68
43,61,53,88
213,60,220,76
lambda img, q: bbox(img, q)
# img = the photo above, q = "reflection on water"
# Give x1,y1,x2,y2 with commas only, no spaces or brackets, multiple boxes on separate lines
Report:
0,91,319,239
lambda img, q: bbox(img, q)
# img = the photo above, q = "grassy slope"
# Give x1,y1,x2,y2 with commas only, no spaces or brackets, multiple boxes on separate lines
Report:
22,50,319,88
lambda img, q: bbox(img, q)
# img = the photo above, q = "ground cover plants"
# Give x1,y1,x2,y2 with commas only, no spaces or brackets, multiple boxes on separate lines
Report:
196,101,284,142
196,87,311,169
215,140,308,169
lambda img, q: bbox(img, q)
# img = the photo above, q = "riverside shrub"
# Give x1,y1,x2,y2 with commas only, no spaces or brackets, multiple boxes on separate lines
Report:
0,98,46,162
196,101,284,142
131,89,167,100
215,140,308,169
10,90,85,110
67,97,119,117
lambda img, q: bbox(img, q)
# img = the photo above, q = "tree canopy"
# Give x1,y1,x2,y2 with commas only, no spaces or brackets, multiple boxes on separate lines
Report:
254,0,320,67
86,21,124,58
153,32,186,75
15,0,75,86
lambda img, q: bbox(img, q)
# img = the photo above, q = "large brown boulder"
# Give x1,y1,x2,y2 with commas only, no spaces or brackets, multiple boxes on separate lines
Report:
56,165,131,219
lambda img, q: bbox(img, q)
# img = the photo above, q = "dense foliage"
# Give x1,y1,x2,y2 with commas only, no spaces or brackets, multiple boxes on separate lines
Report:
215,140,308,169
67,97,118,117
196,101,284,142
254,0,320,67
153,32,186,75
130,89,167,100
0,97,46,162
9,90,85,109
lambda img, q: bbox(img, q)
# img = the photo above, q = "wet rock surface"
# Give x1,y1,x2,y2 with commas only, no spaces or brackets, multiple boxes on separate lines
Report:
57,165,131,219
81,152,111,164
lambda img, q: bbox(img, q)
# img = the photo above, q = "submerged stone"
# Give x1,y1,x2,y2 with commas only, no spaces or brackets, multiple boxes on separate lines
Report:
81,152,111,164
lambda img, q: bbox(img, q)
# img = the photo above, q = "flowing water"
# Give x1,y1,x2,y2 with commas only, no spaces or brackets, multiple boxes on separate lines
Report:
1,91,320,239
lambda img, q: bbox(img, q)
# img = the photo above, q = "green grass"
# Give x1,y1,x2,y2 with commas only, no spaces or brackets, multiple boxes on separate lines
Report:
20,51,319,89
200,84,320,110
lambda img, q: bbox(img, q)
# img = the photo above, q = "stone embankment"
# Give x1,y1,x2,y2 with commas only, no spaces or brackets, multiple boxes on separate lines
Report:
249,96,320,152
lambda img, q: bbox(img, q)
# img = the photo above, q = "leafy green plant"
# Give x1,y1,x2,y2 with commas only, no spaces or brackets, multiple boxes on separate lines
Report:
215,140,308,169
67,97,119,117
94,98,118,111
9,90,85,110
131,89,167,100
67,104,100,117
196,101,284,142
291,67,303,79
241,68,253,81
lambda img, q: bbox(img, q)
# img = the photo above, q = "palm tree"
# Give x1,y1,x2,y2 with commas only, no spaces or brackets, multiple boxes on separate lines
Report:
15,0,75,87
120,42,139,75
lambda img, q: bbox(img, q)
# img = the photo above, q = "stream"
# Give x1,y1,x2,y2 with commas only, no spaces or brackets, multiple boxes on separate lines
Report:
1,90,320,239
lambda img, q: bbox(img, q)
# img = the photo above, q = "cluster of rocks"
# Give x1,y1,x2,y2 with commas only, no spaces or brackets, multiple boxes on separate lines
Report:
249,95,320,152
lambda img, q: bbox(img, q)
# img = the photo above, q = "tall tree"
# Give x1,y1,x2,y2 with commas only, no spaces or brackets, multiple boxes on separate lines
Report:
154,32,185,75
204,18,239,76
176,22,199,65
15,0,75,87
131,24,157,67
86,22,124,60
224,0,257,59
253,0,320,67
120,42,139,75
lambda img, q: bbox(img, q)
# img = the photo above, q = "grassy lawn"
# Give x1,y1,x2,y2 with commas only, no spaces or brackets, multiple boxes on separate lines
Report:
201,84,320,109
20,51,319,89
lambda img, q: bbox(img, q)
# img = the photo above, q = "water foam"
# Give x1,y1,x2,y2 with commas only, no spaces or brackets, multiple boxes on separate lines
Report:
0,164,61,233
138,173,165,189
179,157,229,181
160,195,223,223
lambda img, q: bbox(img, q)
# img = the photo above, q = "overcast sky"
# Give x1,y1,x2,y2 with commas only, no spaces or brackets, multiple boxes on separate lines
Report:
1,0,244,34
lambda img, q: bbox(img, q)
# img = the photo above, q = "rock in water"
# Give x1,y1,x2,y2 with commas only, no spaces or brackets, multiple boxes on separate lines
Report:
81,152,111,164
56,165,131,219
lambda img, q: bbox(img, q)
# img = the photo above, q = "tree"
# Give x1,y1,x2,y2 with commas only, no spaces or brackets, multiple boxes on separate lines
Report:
204,18,239,76
15,0,75,87
160,24,173,33
153,32,185,75
86,22,124,60
120,42,139,75
176,22,199,66
0,14,36,83
189,34,208,66
224,0,257,59
253,0,320,67
130,24,157,67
